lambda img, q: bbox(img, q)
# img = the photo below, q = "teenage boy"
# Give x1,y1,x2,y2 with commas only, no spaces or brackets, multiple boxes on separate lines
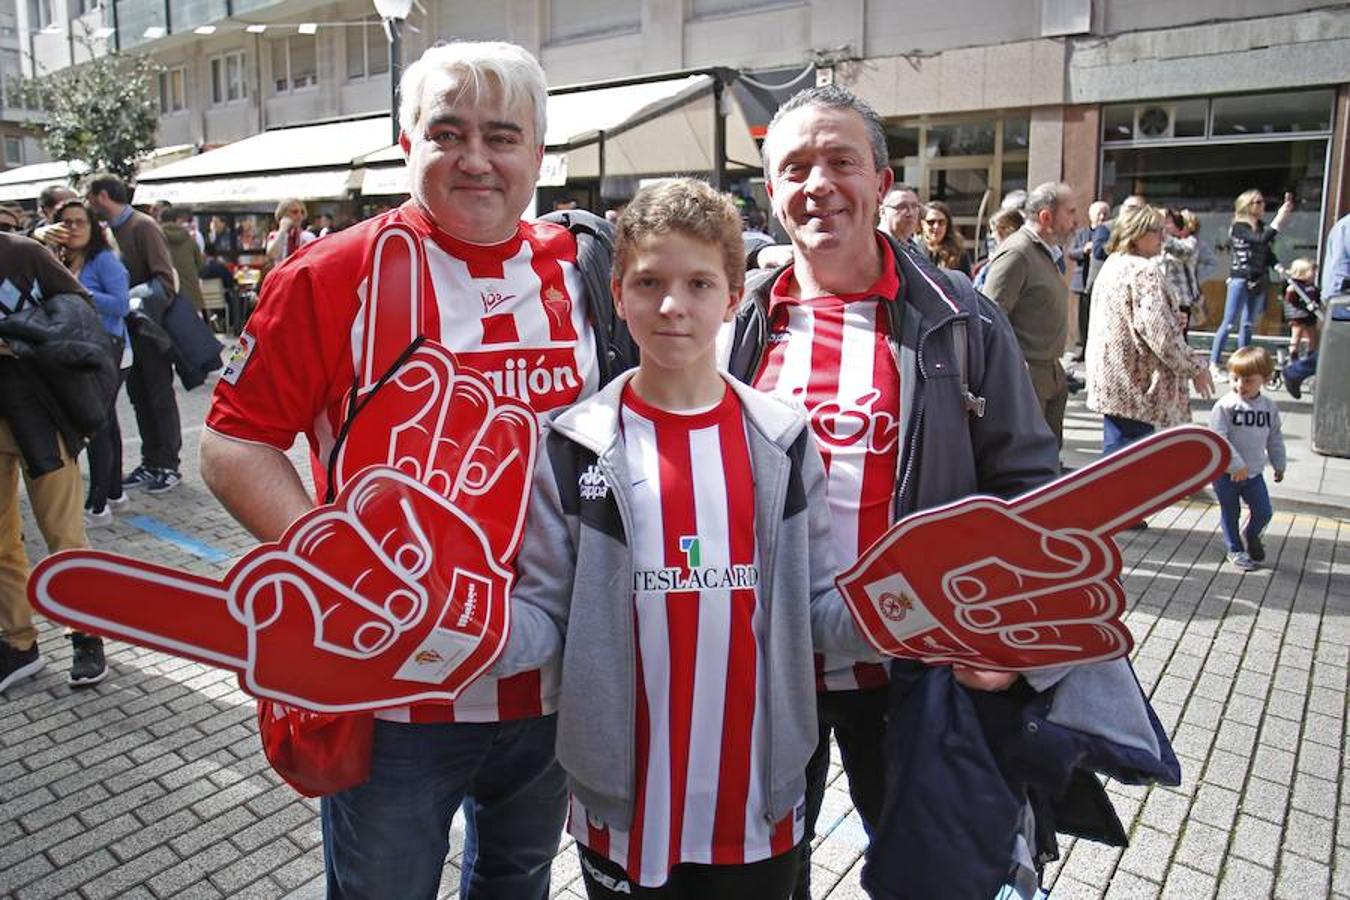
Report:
498,178,873,898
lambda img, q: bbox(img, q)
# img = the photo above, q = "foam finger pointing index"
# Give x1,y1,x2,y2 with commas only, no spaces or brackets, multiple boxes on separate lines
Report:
1009,426,1230,537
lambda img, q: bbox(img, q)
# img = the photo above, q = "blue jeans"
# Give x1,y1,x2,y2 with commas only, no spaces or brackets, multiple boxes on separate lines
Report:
322,716,567,900
1213,473,1272,553
1102,414,1155,456
1209,279,1265,365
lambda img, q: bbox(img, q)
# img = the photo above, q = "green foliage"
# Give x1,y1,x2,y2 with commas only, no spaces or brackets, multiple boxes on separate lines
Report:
18,48,161,183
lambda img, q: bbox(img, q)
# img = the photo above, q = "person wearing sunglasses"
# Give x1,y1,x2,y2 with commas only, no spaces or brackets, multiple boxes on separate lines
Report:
917,200,971,276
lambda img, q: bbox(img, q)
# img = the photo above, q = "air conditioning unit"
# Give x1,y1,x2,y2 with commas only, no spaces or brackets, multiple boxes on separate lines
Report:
1133,105,1176,141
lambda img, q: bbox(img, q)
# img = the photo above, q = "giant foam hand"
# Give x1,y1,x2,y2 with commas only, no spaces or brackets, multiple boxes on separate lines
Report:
839,427,1229,671
29,225,538,712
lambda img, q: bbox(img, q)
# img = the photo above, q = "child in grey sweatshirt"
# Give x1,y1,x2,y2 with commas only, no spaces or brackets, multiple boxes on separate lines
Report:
1207,346,1286,570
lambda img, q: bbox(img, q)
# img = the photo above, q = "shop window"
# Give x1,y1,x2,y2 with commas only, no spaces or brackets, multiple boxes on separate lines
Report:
1211,89,1334,137
885,123,919,162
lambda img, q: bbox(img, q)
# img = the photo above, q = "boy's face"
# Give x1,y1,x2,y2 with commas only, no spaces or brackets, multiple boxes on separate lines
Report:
613,232,739,377
1231,371,1265,401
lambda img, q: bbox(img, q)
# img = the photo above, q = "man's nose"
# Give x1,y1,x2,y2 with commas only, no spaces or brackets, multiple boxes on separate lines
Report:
457,136,492,174
659,294,680,316
803,164,832,196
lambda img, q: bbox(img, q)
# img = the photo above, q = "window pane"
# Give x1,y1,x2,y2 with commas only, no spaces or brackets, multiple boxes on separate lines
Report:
928,166,990,217
368,22,388,75
1212,89,1334,137
158,71,168,113
1000,161,1028,202
346,23,366,79
211,58,223,104
925,121,997,157
168,0,225,31
4,136,21,165
171,68,185,109
1002,118,1030,152
271,39,288,92
885,123,919,161
290,34,316,89
228,53,244,100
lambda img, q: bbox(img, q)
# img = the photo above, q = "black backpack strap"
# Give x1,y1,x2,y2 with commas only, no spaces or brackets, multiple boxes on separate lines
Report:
539,209,638,385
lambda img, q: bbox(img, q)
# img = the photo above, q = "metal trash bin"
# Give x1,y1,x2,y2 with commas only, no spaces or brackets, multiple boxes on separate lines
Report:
1312,296,1350,457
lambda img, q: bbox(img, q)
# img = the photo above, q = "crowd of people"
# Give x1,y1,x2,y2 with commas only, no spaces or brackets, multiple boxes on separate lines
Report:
0,34,1347,900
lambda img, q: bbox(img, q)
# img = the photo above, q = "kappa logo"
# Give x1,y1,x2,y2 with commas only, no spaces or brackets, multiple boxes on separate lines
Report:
878,591,914,622
480,286,516,314
579,464,609,501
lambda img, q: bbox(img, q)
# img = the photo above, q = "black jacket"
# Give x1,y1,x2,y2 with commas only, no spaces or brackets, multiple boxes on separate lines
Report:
0,293,118,474
1229,221,1280,290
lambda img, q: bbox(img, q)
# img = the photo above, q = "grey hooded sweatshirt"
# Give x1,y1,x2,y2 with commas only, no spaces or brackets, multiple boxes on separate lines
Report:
496,370,873,832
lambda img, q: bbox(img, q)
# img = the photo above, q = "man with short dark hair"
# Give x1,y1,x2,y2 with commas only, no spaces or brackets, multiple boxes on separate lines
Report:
981,180,1080,446
86,173,184,494
879,184,921,247
728,84,1060,899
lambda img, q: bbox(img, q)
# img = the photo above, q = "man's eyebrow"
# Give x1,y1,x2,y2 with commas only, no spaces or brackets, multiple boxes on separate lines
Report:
423,113,524,134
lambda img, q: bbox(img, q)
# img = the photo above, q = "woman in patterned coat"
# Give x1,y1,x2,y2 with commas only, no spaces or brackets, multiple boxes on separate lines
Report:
1085,205,1214,455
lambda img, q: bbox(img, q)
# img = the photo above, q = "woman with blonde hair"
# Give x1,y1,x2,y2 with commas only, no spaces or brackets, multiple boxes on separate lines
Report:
264,197,315,265
1086,205,1213,466
918,200,971,276
1208,189,1294,374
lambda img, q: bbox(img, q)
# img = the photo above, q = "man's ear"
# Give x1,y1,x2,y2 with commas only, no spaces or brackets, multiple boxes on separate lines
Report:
877,165,894,201
723,289,741,323
611,278,626,320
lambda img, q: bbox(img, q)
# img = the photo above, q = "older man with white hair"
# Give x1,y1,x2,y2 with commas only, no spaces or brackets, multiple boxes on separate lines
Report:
200,41,634,899
981,181,1080,446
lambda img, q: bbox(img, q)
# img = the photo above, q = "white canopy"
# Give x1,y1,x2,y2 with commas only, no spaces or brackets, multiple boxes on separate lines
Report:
133,117,392,206
359,72,759,196
0,161,87,202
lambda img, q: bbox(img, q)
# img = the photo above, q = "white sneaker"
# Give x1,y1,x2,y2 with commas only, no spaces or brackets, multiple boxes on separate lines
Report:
84,507,113,529
106,494,129,509
1227,551,1259,572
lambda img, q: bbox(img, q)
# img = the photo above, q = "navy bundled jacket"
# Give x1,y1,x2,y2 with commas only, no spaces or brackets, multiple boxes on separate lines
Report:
724,235,1182,899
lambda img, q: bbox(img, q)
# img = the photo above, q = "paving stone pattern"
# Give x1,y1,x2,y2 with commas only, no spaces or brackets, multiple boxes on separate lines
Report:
1,376,1345,899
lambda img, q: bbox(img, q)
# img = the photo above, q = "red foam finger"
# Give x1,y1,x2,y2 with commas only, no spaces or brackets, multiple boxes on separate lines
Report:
1011,426,1230,537
361,225,424,385
955,578,1126,633
450,399,537,563
29,550,246,671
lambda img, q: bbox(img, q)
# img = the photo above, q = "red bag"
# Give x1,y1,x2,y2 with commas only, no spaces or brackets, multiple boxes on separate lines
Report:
256,700,374,797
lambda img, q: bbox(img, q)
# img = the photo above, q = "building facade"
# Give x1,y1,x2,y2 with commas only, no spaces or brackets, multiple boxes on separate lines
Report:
9,0,1350,270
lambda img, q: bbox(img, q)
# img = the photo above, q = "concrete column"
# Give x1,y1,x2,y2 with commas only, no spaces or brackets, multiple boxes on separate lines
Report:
1026,105,1064,188
1061,104,1098,201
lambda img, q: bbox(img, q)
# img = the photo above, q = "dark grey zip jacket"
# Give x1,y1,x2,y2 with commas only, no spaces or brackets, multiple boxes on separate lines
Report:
496,371,872,830
724,233,1061,518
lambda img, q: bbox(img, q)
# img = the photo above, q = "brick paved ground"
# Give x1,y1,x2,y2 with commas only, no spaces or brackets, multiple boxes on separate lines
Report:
1,367,1346,899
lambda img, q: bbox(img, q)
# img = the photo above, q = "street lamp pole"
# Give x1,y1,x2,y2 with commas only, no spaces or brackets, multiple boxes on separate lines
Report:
373,0,412,145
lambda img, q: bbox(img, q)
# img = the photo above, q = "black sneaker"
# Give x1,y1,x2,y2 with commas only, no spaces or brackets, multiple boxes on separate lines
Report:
146,469,182,494
121,465,156,491
0,642,44,692
68,634,107,687
1246,533,1266,562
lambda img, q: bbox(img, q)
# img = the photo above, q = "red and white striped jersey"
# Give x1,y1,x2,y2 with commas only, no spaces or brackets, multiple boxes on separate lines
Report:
569,385,802,887
752,251,902,692
207,201,596,723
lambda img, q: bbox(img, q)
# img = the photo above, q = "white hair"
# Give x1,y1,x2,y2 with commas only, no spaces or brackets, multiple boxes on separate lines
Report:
398,41,548,143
